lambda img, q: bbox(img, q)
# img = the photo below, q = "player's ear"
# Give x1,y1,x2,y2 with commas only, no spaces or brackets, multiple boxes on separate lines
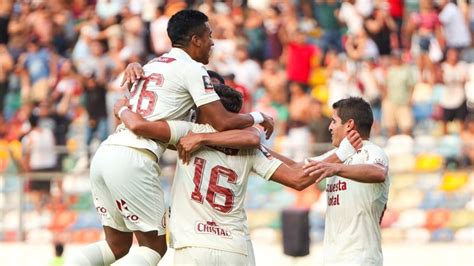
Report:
345,119,355,132
191,35,202,47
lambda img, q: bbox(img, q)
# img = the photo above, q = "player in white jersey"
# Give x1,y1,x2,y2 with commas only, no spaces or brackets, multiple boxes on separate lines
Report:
303,97,389,266
114,85,364,265
66,10,274,266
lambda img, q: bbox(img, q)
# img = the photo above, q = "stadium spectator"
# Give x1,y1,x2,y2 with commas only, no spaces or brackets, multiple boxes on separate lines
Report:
440,47,468,134
314,0,343,54
18,36,55,103
407,0,442,79
21,112,58,210
461,114,474,166
364,3,397,57
438,0,471,50
0,44,14,112
382,51,416,136
83,73,108,147
229,44,262,94
286,29,318,85
307,98,332,147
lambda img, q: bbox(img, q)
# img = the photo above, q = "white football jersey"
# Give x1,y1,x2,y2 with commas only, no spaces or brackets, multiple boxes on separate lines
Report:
167,121,283,255
311,141,389,266
102,48,220,160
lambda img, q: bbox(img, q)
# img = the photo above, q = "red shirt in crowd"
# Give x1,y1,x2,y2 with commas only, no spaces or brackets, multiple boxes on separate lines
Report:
286,42,318,85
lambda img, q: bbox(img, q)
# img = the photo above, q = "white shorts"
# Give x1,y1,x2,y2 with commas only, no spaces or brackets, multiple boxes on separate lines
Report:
173,240,255,266
90,145,166,235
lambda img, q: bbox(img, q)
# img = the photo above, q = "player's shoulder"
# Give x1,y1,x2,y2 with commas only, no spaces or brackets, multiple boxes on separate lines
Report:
361,141,385,153
361,141,388,160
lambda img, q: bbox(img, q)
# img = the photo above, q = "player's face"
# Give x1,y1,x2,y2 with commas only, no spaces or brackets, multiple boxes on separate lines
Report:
196,22,214,65
329,110,349,147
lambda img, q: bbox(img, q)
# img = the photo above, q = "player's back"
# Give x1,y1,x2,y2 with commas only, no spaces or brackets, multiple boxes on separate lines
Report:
102,48,219,159
167,122,282,256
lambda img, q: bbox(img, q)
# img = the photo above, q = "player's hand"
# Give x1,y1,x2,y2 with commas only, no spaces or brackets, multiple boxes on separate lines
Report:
120,62,145,89
177,132,203,165
113,97,129,120
260,112,274,139
347,130,363,150
303,160,341,183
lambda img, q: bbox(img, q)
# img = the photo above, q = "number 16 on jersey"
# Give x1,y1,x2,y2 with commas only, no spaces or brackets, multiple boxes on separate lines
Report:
191,157,238,213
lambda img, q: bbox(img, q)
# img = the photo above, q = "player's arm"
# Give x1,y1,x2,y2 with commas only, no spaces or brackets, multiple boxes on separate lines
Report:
198,101,274,139
178,127,260,154
254,147,320,191
268,164,318,191
114,98,172,142
303,161,387,184
265,130,363,167
115,98,261,155
177,127,261,164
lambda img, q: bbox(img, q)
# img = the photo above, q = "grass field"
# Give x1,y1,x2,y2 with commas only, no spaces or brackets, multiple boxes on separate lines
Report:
1,241,472,266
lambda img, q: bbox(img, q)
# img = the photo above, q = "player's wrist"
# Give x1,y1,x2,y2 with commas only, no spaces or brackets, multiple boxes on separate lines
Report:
335,137,356,162
250,112,264,125
117,106,130,119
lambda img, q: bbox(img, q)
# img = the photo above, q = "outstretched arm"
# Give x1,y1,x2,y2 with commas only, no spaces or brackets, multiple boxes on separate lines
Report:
268,163,316,191
264,130,363,167
302,161,387,183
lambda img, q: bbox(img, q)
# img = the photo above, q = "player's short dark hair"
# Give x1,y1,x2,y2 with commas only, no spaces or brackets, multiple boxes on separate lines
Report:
167,10,209,47
214,84,242,113
207,70,225,85
332,97,373,138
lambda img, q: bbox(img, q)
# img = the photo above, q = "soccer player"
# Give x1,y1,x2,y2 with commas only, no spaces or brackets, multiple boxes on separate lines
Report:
66,10,273,266
114,85,363,265
303,97,389,266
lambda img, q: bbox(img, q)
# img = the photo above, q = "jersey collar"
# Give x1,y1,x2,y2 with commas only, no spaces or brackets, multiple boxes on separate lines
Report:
169,47,194,62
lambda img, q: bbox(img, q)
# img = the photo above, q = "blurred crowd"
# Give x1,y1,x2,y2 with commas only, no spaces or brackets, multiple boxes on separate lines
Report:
0,0,473,167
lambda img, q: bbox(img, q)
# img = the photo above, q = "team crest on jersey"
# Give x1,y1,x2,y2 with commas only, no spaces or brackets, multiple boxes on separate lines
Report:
202,76,214,92
195,220,232,238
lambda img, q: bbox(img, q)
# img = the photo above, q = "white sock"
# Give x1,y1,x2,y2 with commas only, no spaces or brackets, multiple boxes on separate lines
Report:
114,246,161,266
65,240,116,266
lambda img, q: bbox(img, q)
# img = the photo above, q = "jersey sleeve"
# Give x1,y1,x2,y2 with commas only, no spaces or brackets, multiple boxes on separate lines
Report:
252,146,284,180
167,121,194,145
183,64,220,107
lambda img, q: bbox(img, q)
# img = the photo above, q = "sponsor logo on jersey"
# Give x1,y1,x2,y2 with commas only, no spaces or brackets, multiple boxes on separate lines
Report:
116,199,140,223
149,56,176,64
95,206,108,217
202,76,214,92
195,220,232,238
